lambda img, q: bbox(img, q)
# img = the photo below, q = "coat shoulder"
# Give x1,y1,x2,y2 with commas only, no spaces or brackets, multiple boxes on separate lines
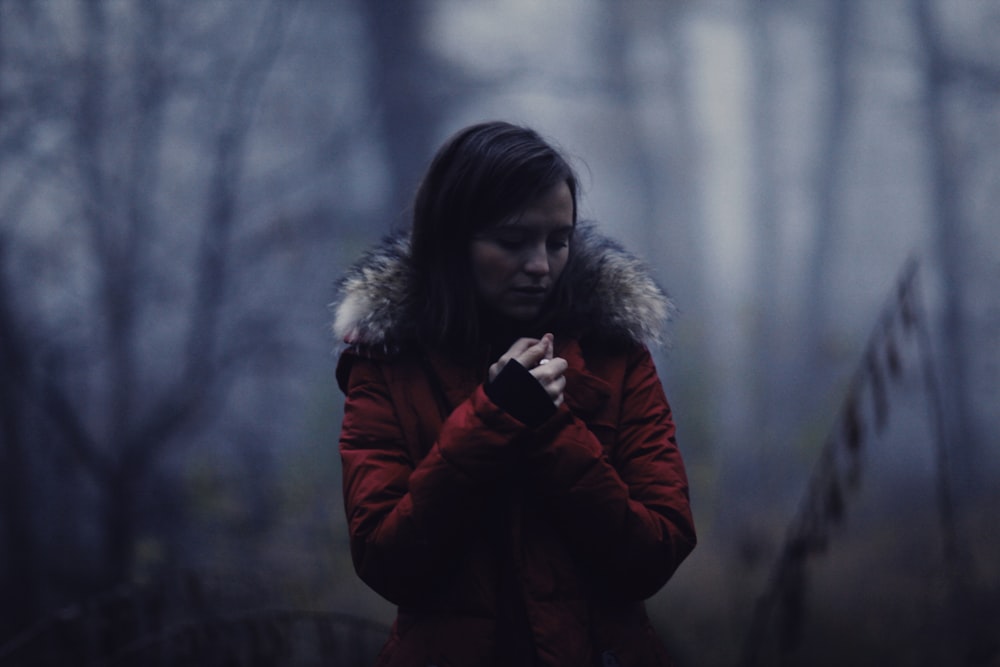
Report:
566,225,675,348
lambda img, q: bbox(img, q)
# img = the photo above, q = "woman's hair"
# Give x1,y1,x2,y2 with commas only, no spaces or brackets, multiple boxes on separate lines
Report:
410,121,578,350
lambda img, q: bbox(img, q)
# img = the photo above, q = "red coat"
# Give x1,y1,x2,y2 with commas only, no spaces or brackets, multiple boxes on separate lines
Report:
337,335,696,667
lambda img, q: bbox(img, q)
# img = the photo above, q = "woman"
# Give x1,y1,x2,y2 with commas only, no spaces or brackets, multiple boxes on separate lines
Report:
333,121,696,667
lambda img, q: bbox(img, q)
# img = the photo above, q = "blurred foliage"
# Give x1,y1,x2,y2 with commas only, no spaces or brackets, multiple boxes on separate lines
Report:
1,0,999,665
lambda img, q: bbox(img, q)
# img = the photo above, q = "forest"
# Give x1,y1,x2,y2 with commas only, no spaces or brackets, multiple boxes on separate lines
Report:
1,1,998,665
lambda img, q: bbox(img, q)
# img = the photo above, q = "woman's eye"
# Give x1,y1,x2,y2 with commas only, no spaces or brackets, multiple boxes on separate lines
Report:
496,237,523,249
490,233,525,249
547,236,570,251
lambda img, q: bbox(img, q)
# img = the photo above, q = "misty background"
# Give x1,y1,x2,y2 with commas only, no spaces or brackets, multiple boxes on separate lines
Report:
1,1,998,665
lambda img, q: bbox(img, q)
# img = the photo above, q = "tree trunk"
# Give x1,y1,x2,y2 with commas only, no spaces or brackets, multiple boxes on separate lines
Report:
357,0,444,229
913,0,975,494
802,0,853,387
0,248,42,636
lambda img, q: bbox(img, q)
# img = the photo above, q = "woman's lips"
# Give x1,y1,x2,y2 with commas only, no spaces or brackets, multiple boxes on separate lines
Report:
508,287,548,306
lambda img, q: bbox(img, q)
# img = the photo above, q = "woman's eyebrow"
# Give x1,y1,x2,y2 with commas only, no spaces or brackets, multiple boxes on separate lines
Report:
497,220,574,230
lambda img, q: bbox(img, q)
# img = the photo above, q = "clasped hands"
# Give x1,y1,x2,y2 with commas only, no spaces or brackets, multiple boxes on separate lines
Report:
488,333,567,407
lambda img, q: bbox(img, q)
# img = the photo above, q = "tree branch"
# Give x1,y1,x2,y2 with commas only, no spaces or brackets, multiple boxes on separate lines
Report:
128,312,288,466
184,0,298,378
946,56,1000,92
40,366,113,483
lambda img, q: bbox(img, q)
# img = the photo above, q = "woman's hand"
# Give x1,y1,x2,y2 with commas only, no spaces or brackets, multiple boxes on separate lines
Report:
489,333,567,407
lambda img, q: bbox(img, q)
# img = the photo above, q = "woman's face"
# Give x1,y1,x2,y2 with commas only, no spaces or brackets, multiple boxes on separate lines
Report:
470,181,574,322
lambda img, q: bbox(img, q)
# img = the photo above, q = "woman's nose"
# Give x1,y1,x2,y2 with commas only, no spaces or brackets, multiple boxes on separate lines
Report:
523,244,550,276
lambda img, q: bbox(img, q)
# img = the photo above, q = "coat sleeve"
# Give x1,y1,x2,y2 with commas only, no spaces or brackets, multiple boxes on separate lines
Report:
337,352,531,605
529,345,696,600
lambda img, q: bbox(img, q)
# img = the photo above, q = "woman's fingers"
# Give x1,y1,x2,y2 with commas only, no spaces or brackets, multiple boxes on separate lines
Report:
541,333,554,363
530,357,567,405
552,377,565,407
514,333,553,369
530,359,567,385
489,337,540,382
488,361,503,383
489,336,563,404
508,337,542,358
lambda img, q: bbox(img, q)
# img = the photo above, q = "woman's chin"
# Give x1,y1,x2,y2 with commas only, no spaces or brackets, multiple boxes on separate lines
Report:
496,304,543,322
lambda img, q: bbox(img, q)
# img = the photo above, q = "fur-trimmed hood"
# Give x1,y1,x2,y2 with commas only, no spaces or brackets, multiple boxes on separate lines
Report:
331,224,674,351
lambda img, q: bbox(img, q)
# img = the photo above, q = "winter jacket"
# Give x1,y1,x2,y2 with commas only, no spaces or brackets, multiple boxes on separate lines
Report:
333,226,697,667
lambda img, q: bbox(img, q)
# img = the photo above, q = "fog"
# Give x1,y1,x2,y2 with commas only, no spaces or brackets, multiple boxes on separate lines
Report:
1,1,998,665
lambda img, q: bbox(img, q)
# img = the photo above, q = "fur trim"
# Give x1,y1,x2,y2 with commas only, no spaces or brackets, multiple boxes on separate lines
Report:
330,223,673,349
331,232,414,348
564,227,675,347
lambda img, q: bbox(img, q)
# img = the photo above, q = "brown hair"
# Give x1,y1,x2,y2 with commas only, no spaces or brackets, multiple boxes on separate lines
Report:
409,121,578,350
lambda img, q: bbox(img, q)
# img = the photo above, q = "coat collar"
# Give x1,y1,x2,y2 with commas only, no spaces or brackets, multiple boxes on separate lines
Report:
331,223,674,352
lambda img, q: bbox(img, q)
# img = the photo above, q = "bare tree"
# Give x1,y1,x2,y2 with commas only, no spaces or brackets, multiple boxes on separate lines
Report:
912,0,981,488
913,1,1000,662
356,0,451,230
801,0,854,363
0,241,43,634
0,0,359,634
601,0,709,409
